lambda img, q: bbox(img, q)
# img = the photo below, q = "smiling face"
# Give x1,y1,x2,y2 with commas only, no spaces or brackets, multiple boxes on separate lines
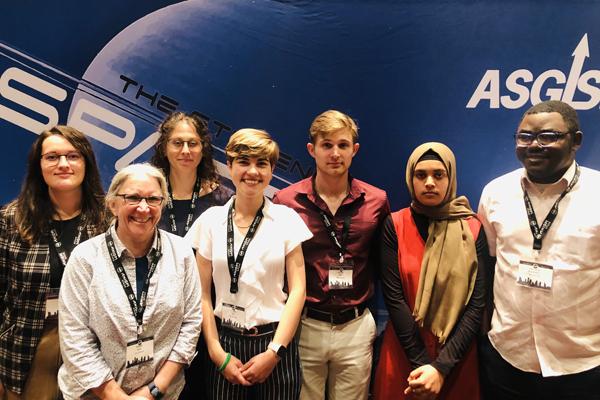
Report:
516,112,580,184
109,174,163,246
307,128,359,179
165,120,203,175
40,134,85,196
412,159,449,207
228,155,273,199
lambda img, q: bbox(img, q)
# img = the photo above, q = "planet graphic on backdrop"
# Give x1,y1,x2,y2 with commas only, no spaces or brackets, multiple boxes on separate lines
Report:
67,0,359,192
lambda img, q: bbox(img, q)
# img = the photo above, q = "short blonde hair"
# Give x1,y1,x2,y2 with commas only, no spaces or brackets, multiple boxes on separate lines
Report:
225,129,279,166
309,110,358,143
105,163,168,215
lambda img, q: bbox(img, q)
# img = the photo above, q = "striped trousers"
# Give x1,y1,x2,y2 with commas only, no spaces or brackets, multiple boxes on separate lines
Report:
207,330,301,400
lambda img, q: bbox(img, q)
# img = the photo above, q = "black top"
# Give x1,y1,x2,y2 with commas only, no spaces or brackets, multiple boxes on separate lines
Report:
158,182,234,237
48,214,84,288
379,208,491,377
135,257,149,301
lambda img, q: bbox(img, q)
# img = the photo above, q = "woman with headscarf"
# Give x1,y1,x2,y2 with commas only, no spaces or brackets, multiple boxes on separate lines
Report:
373,143,489,400
0,126,107,400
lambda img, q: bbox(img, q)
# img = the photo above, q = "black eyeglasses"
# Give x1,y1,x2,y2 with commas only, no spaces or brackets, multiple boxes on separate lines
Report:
116,194,164,207
41,151,83,166
514,131,569,147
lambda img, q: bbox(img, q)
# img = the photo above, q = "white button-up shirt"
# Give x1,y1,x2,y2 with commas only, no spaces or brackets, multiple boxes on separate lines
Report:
58,227,202,399
478,162,600,376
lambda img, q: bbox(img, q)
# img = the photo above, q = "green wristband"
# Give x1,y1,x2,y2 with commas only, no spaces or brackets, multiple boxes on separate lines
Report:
218,352,231,372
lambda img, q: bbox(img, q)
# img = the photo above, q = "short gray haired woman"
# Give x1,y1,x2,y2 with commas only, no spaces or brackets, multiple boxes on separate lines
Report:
58,163,202,399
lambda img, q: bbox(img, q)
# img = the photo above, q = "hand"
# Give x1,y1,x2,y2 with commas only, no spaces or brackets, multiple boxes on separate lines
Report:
0,380,5,398
240,350,278,384
129,385,153,400
216,352,251,386
404,364,444,399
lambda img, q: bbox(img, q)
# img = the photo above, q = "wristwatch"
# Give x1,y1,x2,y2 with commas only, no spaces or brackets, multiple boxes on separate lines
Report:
148,381,164,400
267,342,288,359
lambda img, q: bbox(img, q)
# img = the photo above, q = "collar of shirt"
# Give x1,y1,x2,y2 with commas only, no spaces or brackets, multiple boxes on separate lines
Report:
218,196,276,226
292,174,365,210
109,223,160,260
521,160,576,195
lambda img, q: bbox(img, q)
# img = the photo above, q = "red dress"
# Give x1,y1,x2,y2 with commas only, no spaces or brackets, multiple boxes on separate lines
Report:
373,208,481,400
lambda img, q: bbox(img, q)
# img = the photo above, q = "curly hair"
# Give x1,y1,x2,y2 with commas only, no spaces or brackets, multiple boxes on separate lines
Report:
149,111,220,186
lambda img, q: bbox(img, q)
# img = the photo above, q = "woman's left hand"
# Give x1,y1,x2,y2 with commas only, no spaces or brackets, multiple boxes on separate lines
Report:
129,385,154,400
240,350,279,384
405,364,444,399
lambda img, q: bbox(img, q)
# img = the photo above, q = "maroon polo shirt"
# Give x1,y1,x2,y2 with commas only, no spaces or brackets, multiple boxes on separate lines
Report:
273,176,390,312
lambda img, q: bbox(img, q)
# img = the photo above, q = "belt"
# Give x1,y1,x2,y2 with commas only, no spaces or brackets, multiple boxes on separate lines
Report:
304,304,367,325
215,317,278,336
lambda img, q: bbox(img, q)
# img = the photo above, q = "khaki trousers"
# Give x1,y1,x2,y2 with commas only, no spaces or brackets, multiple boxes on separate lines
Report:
3,322,61,400
298,308,376,400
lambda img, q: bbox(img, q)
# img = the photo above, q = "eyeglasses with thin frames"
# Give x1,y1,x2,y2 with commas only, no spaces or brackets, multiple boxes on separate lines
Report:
167,139,201,150
116,194,164,207
41,152,83,166
514,131,569,147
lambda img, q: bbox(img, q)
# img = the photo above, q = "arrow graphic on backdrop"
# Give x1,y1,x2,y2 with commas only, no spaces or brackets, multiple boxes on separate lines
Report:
563,34,589,105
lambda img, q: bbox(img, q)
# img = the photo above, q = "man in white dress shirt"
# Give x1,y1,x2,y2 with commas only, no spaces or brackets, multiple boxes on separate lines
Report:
478,100,600,399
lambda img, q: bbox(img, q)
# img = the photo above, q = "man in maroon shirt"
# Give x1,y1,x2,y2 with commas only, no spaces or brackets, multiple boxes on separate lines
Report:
273,110,390,400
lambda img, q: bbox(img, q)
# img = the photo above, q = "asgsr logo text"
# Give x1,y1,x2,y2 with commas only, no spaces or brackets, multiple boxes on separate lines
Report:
467,34,599,110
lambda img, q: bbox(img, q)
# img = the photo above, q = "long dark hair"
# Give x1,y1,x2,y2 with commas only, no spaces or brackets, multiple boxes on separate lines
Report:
12,125,107,243
149,111,219,186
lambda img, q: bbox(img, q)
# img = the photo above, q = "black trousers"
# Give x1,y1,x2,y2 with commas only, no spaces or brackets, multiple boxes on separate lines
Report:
180,335,210,399
206,329,301,400
479,335,600,400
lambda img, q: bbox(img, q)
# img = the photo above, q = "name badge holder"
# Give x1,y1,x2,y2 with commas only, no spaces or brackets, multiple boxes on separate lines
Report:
105,230,162,368
126,336,154,368
45,288,60,320
516,260,553,290
328,260,354,289
221,302,247,331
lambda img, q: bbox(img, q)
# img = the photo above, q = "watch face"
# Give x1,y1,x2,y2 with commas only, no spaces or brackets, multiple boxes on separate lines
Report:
276,345,287,358
149,383,163,399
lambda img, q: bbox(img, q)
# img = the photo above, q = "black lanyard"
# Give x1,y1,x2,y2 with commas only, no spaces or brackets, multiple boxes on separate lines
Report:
522,164,580,250
320,211,351,263
49,217,86,268
166,176,201,234
226,199,264,294
105,230,162,336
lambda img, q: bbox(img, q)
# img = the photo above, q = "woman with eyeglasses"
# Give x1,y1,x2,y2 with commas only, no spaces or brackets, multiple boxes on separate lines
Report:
150,111,233,399
185,129,312,400
373,143,489,400
150,112,233,237
57,163,202,399
0,126,107,400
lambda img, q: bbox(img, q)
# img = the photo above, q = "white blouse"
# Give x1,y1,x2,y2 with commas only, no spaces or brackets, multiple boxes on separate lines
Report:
186,197,312,328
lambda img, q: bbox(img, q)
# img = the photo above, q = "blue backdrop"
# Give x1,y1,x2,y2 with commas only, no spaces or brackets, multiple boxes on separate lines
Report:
2,1,599,208
2,0,599,339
